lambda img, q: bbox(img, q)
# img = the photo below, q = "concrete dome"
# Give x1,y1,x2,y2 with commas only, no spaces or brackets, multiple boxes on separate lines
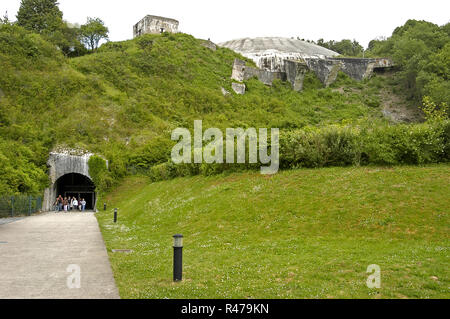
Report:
219,37,339,72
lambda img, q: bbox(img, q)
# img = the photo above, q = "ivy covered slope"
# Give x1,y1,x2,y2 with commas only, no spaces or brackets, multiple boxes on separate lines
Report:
0,24,392,194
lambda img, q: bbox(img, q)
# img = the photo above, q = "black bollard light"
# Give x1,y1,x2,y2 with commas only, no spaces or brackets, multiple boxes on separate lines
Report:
173,234,183,282
114,208,118,223
104,203,107,211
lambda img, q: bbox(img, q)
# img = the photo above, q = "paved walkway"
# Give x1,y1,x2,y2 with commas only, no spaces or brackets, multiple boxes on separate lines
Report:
0,217,24,226
0,212,120,299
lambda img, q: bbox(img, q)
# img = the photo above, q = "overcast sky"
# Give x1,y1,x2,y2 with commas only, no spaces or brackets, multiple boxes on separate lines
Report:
1,0,449,48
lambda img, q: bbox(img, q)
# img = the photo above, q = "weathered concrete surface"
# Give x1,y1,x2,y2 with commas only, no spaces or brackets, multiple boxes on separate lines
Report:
0,217,24,226
284,60,308,91
243,66,286,86
306,57,395,84
232,56,394,90
219,37,339,71
330,57,394,81
47,152,92,184
231,58,246,82
0,213,119,299
231,58,307,91
133,15,179,37
304,58,342,87
223,38,394,87
232,82,246,95
43,152,94,212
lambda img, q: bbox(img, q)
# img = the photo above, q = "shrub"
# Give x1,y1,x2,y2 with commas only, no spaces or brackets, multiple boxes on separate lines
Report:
364,96,381,108
144,121,449,183
127,137,173,172
280,126,360,168
88,155,113,194
360,123,446,165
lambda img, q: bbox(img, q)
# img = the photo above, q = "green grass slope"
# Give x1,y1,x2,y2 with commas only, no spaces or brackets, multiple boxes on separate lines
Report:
0,24,398,194
96,165,450,299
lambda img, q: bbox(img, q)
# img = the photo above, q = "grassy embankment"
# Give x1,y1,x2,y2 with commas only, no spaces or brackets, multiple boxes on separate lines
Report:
97,165,450,299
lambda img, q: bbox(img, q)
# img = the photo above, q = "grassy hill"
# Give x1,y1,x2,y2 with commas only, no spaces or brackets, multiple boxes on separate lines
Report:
1,23,426,195
97,165,450,298
1,18,448,300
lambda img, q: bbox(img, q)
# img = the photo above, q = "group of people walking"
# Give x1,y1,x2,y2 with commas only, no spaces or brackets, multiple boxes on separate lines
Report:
54,195,87,212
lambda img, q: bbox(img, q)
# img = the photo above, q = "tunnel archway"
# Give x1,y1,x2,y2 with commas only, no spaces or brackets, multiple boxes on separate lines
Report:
55,173,96,210
43,152,104,212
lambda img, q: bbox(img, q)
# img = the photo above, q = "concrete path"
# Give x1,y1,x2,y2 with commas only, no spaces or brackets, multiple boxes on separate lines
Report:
0,212,120,299
0,217,24,226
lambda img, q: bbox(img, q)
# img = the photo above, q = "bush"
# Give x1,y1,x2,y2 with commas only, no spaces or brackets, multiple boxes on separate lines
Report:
361,123,446,165
280,126,361,168
127,137,173,172
442,121,450,161
88,155,113,194
364,96,381,108
144,121,448,183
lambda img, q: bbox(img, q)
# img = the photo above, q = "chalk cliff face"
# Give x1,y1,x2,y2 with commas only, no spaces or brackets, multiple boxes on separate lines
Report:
219,37,339,72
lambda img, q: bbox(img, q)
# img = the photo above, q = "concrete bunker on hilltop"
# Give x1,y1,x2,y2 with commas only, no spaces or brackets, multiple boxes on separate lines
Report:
220,37,340,72
133,15,179,37
222,37,394,94
43,152,98,211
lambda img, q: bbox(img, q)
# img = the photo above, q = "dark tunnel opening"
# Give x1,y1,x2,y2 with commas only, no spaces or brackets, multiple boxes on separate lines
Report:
55,173,96,210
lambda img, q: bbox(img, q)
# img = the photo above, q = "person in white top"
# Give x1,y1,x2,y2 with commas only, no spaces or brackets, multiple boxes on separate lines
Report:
72,198,78,211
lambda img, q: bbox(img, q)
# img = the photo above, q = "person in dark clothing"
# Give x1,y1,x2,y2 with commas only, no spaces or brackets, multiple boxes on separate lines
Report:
63,197,68,212
56,195,63,212
81,199,86,212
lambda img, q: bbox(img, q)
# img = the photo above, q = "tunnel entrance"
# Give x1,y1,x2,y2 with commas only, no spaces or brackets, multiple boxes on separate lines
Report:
55,173,96,210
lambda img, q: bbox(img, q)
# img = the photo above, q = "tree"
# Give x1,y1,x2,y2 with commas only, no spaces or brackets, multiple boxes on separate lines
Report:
16,0,64,34
51,22,88,57
316,38,364,56
366,19,449,104
80,17,109,51
420,96,448,122
0,11,10,25
15,0,85,57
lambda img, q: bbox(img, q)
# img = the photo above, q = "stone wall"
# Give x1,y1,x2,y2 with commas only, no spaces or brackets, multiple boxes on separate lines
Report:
133,15,179,37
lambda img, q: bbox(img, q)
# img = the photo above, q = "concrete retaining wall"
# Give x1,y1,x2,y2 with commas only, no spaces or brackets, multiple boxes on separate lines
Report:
230,57,394,92
231,58,307,93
